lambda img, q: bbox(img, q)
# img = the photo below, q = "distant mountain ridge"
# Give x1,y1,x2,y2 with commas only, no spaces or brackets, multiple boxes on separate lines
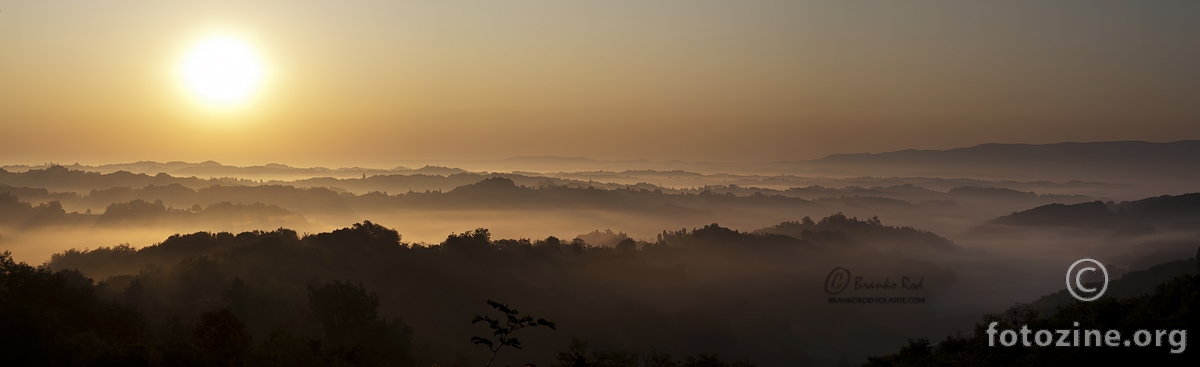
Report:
815,140,1200,163
799,140,1200,182
6,140,1198,183
485,141,1200,186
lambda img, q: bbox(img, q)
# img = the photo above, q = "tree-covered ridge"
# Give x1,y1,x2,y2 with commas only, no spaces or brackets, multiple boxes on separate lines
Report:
1027,257,1198,315
1,166,1104,216
754,213,957,251
987,193,1200,230
0,192,303,229
0,249,413,366
4,219,811,365
864,255,1200,366
40,218,936,366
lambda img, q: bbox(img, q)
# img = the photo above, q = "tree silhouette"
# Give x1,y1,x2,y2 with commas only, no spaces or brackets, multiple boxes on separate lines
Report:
471,299,557,367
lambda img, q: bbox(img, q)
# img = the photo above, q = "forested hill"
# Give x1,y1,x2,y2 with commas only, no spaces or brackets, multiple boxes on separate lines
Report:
16,216,955,367
984,193,1200,231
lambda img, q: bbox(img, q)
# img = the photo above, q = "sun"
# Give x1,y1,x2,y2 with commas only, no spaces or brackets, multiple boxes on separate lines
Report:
179,35,265,108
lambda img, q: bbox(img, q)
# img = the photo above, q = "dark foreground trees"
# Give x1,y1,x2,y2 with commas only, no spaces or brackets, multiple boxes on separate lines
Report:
0,251,414,366
2,247,759,367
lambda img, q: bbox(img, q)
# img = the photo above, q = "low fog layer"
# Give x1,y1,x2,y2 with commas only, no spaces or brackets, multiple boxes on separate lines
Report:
0,165,1127,263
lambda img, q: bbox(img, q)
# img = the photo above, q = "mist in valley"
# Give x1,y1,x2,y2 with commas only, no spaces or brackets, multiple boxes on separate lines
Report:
3,144,1199,366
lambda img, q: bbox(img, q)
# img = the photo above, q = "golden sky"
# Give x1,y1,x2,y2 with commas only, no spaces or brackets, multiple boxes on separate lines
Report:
1,1,1198,167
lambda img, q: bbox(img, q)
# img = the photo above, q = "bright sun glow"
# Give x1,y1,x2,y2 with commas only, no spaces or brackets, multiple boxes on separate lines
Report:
179,35,265,108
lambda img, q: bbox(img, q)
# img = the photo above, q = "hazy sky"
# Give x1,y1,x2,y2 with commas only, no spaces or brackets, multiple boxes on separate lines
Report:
2,1,1198,167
